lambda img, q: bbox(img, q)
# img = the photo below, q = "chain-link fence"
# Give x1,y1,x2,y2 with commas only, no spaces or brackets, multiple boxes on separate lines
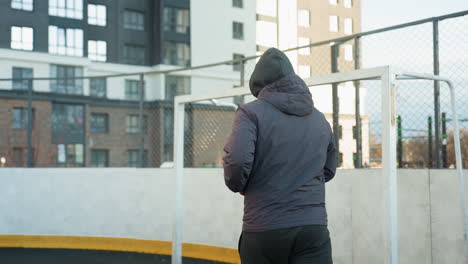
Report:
0,11,466,168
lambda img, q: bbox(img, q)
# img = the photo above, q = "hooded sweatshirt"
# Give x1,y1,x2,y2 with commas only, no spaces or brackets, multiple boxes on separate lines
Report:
223,48,337,232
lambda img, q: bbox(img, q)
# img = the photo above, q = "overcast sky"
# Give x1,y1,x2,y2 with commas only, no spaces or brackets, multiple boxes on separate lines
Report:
362,0,467,31
359,1,467,132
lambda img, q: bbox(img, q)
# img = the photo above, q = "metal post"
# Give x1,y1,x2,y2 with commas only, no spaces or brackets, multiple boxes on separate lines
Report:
27,78,33,168
237,59,246,105
397,116,403,168
382,69,398,264
82,105,87,167
441,112,448,168
428,116,433,168
240,59,245,87
428,114,434,264
445,80,468,264
354,37,362,168
172,99,185,264
276,0,280,48
331,44,340,165
433,20,441,168
138,74,145,168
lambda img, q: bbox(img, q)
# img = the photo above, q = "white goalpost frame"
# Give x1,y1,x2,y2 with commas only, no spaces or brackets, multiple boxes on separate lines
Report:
171,66,466,264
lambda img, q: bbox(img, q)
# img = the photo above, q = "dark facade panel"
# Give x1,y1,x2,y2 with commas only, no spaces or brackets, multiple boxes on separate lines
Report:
118,0,154,65
158,0,191,66
48,16,86,29
0,0,191,66
87,0,118,63
0,0,49,53
151,0,163,65
163,0,190,9
163,32,190,44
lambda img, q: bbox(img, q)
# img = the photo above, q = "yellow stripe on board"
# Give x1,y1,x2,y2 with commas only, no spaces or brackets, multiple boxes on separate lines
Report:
0,235,240,264
184,243,240,264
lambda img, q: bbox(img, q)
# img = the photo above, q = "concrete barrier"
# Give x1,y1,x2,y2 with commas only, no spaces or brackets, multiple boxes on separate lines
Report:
0,168,467,264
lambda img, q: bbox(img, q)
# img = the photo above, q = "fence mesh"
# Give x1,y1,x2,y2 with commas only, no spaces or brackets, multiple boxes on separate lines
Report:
0,13,466,168
439,16,468,168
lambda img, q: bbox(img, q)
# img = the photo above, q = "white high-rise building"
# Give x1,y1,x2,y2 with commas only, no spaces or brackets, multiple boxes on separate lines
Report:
256,0,368,168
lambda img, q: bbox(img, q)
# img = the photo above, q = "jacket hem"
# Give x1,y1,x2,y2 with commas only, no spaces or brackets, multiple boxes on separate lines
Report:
242,219,328,233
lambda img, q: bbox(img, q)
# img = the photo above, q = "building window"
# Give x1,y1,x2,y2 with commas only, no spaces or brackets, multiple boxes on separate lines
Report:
162,41,190,67
298,10,310,27
91,113,108,133
339,152,343,165
11,26,33,51
329,16,339,32
51,104,84,144
125,80,142,100
56,144,84,166
233,0,243,8
123,44,145,65
124,10,145,31
48,26,83,56
257,0,277,17
88,40,107,61
12,107,34,129
49,0,83,19
165,75,191,101
344,0,352,8
257,21,277,48
11,0,33,11
329,0,338,5
50,65,83,95
344,44,353,61
12,67,33,90
127,150,147,167
298,37,311,55
298,65,311,78
88,4,106,26
163,7,190,34
233,54,245,72
91,150,109,167
344,18,353,35
338,125,343,139
89,78,106,97
126,115,147,134
233,22,244,40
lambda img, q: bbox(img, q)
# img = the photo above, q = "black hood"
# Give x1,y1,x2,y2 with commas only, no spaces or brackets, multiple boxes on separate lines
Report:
258,74,314,116
249,48,295,97
250,48,314,117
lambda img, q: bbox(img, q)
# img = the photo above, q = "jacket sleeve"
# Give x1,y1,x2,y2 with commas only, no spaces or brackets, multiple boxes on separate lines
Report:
223,106,257,193
324,131,337,182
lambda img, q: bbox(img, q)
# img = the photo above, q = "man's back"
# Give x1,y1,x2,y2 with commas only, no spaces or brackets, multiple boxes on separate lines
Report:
225,74,335,232
223,48,336,264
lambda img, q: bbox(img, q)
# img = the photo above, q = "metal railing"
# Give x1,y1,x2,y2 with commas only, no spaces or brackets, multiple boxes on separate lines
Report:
0,10,466,168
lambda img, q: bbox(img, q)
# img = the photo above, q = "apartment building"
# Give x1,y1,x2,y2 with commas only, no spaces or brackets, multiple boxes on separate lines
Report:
256,0,369,168
256,0,360,72
0,0,256,167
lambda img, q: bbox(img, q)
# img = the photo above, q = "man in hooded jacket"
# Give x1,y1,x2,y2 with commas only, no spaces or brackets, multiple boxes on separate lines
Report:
223,48,337,264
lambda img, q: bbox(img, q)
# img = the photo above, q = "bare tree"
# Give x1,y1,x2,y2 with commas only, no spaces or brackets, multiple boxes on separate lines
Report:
446,128,468,168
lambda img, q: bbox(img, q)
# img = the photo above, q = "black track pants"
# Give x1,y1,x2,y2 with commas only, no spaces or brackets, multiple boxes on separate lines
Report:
238,225,332,264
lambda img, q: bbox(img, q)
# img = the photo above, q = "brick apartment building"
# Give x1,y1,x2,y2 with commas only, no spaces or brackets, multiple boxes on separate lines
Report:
0,88,237,167
0,0,367,168
0,0,255,167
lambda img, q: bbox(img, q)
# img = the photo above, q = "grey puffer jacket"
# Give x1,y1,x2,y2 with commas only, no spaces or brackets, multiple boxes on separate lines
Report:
223,48,337,232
